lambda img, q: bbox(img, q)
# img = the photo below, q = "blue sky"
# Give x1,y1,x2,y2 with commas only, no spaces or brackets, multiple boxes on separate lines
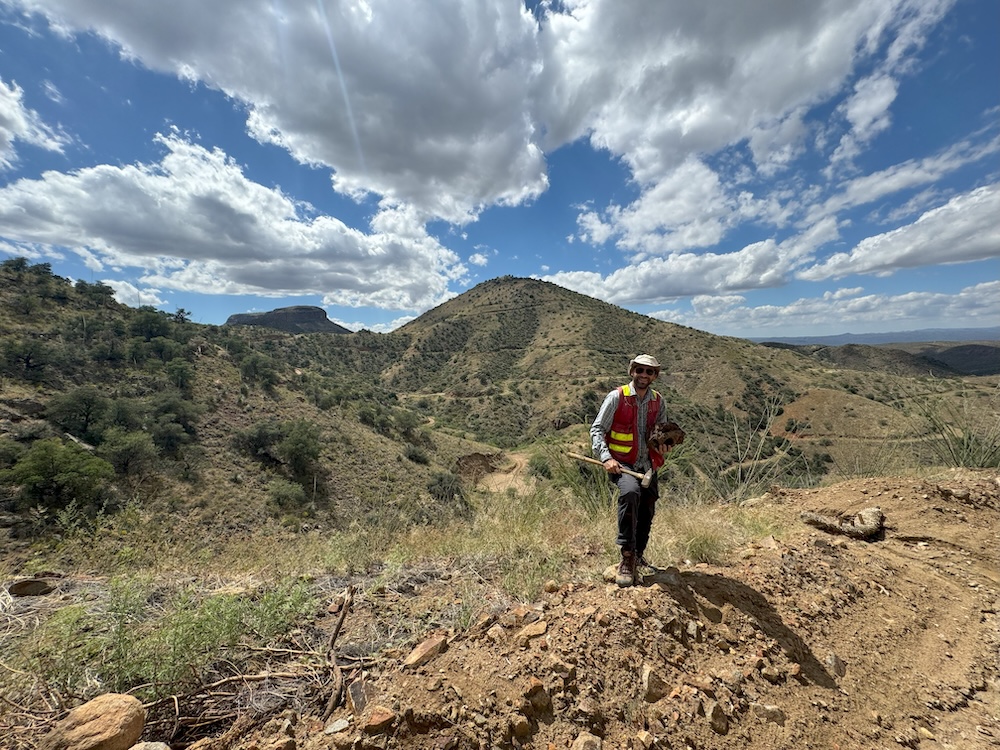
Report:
0,0,997,338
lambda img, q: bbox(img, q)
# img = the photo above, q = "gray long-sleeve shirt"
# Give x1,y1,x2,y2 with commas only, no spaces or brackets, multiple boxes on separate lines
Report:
590,382,670,472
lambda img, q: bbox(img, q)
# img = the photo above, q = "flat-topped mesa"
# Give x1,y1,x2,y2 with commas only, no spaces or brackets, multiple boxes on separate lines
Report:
224,306,351,334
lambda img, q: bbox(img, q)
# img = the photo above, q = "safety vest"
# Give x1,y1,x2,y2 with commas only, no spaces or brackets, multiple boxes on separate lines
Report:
606,384,662,468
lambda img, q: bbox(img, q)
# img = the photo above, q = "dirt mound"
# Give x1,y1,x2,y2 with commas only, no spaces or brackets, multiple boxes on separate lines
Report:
215,470,999,750
454,452,506,483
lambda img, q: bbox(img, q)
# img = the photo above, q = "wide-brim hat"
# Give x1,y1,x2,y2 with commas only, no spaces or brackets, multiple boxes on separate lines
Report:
629,354,661,378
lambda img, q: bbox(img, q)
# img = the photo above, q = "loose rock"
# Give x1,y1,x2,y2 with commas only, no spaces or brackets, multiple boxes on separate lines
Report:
39,693,145,750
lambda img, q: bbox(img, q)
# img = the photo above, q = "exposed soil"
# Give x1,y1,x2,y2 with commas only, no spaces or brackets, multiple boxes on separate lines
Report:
8,470,1000,750
239,469,1000,750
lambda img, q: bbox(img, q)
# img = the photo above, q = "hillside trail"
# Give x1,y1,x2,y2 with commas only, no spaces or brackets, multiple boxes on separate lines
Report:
478,451,534,494
212,468,1000,750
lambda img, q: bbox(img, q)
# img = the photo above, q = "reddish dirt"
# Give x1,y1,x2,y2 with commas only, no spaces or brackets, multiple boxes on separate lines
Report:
241,469,1000,750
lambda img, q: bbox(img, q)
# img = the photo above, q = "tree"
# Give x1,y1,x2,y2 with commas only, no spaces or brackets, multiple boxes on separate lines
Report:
1,337,53,382
148,336,183,362
0,438,114,512
46,387,110,443
98,428,159,478
27,262,53,278
150,418,189,457
233,422,284,461
1,256,29,273
393,409,421,439
240,353,279,388
165,359,194,393
277,419,322,483
74,279,117,307
140,394,201,457
130,308,172,342
102,399,146,432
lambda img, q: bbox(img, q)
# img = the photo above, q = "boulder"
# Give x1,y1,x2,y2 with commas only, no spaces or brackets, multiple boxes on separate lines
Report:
39,693,144,750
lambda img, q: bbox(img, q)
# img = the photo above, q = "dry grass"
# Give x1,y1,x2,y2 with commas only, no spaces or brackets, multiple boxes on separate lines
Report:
649,496,785,565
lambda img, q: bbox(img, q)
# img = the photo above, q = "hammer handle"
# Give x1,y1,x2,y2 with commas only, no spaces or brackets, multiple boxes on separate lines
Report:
566,452,646,480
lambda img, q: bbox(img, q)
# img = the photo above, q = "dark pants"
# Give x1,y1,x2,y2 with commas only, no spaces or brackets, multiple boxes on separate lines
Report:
614,468,658,555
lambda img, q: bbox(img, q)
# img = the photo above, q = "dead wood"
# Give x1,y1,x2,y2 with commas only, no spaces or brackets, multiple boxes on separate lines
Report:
800,506,885,539
322,584,356,722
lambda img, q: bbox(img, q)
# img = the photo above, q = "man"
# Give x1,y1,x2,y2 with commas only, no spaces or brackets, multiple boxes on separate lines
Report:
590,354,679,587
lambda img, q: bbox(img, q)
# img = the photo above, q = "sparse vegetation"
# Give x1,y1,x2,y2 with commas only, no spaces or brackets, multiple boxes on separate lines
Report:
6,575,316,707
2,263,999,747
911,382,1000,468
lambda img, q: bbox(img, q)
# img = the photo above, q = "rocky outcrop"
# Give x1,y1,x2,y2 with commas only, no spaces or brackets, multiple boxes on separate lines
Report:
223,306,350,334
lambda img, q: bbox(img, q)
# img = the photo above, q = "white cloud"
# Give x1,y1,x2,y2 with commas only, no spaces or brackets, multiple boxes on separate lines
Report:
8,0,958,229
42,79,64,104
0,76,68,169
576,157,732,257
7,0,547,223
657,280,1000,337
0,132,467,311
690,294,745,317
103,278,166,308
549,215,839,303
748,109,808,177
332,314,417,333
800,184,1000,280
2,0,990,332
803,129,1000,227
828,73,899,170
823,287,865,300
574,210,612,246
544,0,962,262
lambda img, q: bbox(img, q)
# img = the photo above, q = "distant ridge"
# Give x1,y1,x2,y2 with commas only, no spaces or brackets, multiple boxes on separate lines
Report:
756,329,1000,377
752,326,999,346
224,305,350,334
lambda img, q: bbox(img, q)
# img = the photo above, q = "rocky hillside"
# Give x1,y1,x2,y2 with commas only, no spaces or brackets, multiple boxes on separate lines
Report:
12,468,999,750
299,470,1000,750
2,261,1000,750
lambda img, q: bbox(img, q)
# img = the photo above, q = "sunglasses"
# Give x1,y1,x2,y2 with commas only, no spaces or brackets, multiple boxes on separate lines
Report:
633,367,657,375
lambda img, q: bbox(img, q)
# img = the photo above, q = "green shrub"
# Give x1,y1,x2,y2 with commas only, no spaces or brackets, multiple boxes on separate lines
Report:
915,389,1000,468
428,471,465,507
403,444,430,464
0,438,114,513
276,419,322,482
233,422,284,459
45,386,109,443
549,449,611,518
98,428,159,477
527,453,552,479
240,353,279,388
15,577,317,704
268,477,307,508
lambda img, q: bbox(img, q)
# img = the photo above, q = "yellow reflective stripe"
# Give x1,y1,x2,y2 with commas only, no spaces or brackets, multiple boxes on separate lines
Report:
610,430,633,441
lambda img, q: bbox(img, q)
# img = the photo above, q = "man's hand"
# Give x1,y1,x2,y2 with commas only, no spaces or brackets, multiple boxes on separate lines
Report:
603,458,623,475
649,421,685,453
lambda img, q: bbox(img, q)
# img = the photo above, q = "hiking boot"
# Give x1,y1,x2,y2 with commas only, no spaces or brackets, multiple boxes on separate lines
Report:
636,553,656,572
616,551,636,588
